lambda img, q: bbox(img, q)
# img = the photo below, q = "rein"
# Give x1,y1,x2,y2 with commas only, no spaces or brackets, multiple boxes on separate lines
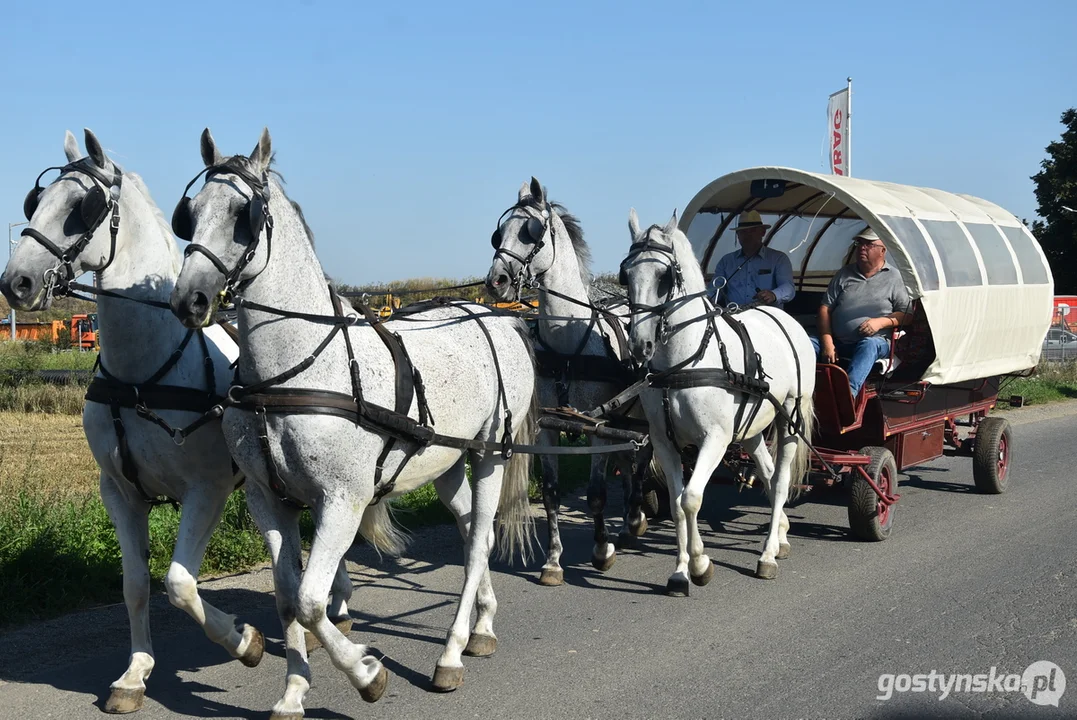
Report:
223,287,646,508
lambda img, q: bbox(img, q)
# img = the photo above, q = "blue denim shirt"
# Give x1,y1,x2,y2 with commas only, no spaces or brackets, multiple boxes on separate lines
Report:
712,246,795,308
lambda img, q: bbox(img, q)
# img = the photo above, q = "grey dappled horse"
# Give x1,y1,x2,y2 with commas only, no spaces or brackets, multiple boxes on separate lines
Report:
486,178,651,584
169,128,538,718
0,130,288,713
620,210,816,593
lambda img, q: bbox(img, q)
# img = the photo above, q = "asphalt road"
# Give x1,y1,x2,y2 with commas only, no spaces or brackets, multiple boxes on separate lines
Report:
2,404,1076,720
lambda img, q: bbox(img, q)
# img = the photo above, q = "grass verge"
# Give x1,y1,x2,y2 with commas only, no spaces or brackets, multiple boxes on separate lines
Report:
0,412,580,628
1001,362,1077,406
0,489,270,627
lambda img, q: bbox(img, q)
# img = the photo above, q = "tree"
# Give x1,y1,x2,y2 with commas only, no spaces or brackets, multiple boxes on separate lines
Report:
1031,108,1077,294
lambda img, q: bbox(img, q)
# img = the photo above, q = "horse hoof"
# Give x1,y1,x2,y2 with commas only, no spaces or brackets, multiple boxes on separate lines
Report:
690,562,714,587
614,532,636,550
666,577,690,597
238,625,265,667
630,515,649,537
463,633,497,657
431,664,464,692
360,664,389,703
104,686,144,714
269,711,304,720
777,542,791,560
591,552,616,572
756,560,778,580
539,568,564,586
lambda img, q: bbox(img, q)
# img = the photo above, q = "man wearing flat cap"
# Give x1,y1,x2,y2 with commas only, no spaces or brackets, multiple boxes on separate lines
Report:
812,226,911,397
712,210,795,309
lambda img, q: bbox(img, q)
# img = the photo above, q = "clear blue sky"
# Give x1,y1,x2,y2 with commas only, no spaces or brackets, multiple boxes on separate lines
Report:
4,1,1074,285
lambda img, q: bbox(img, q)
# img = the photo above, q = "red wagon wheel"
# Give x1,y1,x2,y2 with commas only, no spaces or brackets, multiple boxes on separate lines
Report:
973,417,1011,494
847,446,897,542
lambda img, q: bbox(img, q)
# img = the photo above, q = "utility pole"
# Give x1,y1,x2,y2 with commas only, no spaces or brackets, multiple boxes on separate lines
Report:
7,222,27,341
846,77,853,177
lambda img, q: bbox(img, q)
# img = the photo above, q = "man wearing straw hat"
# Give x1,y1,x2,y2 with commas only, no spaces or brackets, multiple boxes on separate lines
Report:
712,210,795,309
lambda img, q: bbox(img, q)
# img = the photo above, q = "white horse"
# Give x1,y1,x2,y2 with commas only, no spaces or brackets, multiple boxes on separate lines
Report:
485,178,650,584
169,128,537,717
620,210,816,593
0,129,281,713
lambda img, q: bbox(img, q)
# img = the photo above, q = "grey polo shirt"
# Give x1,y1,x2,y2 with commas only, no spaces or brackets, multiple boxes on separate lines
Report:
824,262,911,345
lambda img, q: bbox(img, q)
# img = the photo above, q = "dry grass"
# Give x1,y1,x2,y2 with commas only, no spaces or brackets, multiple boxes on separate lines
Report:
0,412,99,501
0,384,88,415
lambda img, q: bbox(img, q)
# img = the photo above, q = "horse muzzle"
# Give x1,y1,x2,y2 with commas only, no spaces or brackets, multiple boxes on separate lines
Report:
169,286,215,329
0,270,48,311
485,267,517,302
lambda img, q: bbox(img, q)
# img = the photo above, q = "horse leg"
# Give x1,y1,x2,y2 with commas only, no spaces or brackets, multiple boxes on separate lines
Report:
304,513,353,653
537,429,564,586
742,433,791,560
163,486,264,668
757,423,799,580
630,443,652,536
615,444,650,548
99,474,154,714
295,494,388,703
327,560,353,631
244,482,311,720
649,434,690,597
682,430,730,589
586,451,615,571
432,451,504,691
434,456,498,657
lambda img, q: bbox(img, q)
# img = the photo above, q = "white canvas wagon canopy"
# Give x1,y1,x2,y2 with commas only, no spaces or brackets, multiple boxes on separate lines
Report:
679,167,1054,385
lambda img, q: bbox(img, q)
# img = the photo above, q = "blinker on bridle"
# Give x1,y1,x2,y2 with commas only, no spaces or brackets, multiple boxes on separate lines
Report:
171,159,274,303
20,159,123,298
619,229,692,345
490,201,555,294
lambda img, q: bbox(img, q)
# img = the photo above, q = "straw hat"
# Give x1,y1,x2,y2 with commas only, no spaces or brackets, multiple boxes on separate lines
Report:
734,210,771,233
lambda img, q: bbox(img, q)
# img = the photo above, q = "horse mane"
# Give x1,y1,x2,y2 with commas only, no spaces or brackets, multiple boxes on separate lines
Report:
223,154,316,250
118,169,183,274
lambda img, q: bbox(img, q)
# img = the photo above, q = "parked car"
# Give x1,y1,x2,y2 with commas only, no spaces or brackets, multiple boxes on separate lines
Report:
1045,326,1077,346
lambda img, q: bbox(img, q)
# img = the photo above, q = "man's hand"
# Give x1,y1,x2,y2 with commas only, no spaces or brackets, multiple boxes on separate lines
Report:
755,289,777,305
821,337,838,364
857,317,891,336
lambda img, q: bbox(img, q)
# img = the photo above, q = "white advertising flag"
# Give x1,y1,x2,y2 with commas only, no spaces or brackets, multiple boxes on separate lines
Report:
827,87,850,176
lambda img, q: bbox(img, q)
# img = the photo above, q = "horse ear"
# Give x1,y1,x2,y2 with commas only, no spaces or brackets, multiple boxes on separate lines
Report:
529,176,545,203
201,128,223,167
664,209,678,233
250,127,272,175
518,181,531,203
628,208,641,239
84,128,112,171
64,130,82,163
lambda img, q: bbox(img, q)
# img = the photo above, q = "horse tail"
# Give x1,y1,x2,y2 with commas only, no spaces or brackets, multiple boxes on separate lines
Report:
496,389,538,565
359,499,409,558
788,391,816,501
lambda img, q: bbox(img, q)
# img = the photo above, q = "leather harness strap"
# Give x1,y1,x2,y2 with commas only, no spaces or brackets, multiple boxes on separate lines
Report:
85,325,230,507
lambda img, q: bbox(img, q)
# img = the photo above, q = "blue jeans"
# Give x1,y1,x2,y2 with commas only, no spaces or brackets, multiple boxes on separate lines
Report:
810,335,891,397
